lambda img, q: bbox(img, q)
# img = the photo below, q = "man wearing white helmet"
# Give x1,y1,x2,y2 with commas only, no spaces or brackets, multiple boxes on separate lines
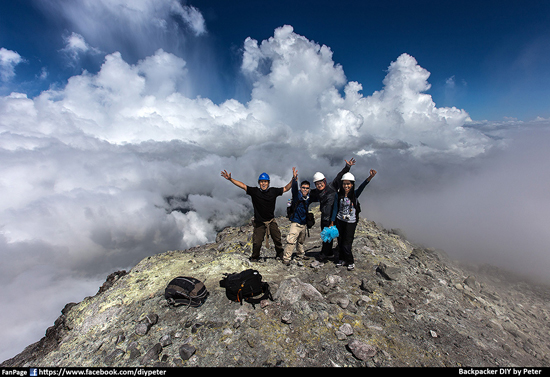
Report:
309,158,356,261
330,169,377,270
221,168,295,262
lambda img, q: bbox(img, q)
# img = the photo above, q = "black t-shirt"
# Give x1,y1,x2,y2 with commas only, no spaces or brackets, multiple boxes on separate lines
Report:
246,186,284,223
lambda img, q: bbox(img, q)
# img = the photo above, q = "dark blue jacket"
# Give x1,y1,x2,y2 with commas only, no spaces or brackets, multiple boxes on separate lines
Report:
289,179,311,225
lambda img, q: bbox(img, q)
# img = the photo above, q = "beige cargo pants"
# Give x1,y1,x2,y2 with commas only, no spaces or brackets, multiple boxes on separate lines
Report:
283,222,307,262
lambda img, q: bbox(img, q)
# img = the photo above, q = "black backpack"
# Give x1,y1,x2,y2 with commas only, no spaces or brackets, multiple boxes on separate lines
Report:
306,212,315,229
287,199,298,219
165,276,209,308
219,269,273,307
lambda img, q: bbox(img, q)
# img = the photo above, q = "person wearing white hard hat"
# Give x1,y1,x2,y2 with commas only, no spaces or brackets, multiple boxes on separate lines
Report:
221,168,294,262
309,158,356,261
330,169,377,270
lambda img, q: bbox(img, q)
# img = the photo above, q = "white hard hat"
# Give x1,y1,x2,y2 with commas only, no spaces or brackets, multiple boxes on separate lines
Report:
341,172,355,182
313,172,325,182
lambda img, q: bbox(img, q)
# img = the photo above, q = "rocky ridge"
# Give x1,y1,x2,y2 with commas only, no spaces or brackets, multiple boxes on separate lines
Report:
3,206,550,367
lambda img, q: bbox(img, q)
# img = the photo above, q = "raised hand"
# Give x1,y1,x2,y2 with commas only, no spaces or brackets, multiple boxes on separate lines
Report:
221,170,232,180
345,158,356,167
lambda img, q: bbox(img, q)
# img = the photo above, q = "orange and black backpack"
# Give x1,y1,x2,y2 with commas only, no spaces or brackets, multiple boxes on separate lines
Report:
219,269,272,307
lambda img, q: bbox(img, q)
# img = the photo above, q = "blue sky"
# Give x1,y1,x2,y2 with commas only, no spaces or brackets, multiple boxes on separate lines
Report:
1,0,550,363
1,0,549,121
201,0,550,121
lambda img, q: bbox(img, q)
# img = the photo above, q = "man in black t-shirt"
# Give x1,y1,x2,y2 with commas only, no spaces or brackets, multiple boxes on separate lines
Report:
221,168,295,262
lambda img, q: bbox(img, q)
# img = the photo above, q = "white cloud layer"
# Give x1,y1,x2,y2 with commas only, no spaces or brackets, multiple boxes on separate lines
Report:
1,23,549,362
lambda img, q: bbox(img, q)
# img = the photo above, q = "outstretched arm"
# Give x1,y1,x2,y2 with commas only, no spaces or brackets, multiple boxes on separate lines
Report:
356,169,377,197
221,170,247,191
366,169,377,183
283,167,298,193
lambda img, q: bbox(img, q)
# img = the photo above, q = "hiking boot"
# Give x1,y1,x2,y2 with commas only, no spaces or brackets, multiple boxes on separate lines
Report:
335,260,345,267
347,263,355,271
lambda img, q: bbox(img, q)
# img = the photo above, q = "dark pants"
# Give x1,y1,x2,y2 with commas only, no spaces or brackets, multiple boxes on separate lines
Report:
251,220,283,259
335,219,357,264
320,220,334,257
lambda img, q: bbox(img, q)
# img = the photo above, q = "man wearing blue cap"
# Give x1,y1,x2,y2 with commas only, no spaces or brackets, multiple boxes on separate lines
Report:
221,168,295,262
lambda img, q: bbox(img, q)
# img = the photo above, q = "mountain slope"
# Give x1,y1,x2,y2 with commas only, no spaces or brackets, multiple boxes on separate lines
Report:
3,207,550,367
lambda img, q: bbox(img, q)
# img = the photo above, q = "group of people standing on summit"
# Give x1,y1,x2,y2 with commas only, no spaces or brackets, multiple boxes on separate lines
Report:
221,158,377,271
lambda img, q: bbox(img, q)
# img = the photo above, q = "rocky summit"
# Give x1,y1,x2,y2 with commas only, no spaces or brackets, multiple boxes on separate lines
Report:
3,206,550,368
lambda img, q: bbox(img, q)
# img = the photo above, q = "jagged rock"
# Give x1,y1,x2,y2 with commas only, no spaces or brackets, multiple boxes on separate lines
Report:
377,296,395,313
324,274,344,288
348,340,377,360
339,323,354,336
502,320,529,342
127,342,141,361
135,323,150,336
281,311,293,324
140,343,162,365
114,332,125,345
335,331,347,341
360,278,376,293
98,271,127,294
356,295,372,307
273,278,324,304
104,349,125,365
159,334,172,347
2,207,550,368
375,262,400,280
135,313,159,336
309,260,323,269
178,344,196,360
327,292,350,309
464,275,480,291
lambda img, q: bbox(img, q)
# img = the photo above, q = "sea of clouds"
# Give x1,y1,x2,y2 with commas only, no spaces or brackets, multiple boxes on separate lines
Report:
1,0,549,362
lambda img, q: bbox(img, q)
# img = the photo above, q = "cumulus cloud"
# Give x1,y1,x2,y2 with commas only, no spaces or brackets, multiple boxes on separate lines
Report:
0,25,499,285
241,26,490,159
0,48,24,82
1,24,549,362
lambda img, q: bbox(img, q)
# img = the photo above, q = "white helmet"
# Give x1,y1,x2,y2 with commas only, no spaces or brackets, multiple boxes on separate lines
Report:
341,172,355,182
313,172,325,182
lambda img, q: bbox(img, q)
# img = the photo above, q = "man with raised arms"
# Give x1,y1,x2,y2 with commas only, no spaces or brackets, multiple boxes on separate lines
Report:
221,168,295,262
